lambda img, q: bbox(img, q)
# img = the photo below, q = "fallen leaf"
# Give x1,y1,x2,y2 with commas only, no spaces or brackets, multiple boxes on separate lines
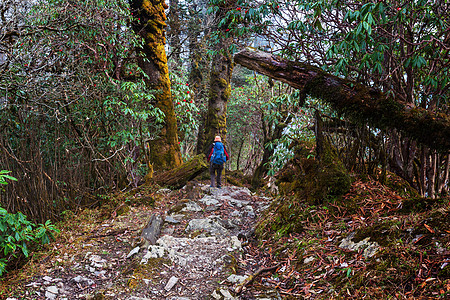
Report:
424,224,435,233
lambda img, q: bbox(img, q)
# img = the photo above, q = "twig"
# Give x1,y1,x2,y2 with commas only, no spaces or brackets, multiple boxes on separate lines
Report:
235,263,281,294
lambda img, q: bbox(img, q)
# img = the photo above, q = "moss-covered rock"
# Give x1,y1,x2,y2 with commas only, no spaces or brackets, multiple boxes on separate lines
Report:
276,138,352,204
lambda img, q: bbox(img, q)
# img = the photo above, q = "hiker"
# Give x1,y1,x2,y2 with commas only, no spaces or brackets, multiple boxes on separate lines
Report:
207,136,230,188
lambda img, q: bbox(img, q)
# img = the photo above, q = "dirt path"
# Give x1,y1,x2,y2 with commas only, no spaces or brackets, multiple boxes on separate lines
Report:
4,183,279,300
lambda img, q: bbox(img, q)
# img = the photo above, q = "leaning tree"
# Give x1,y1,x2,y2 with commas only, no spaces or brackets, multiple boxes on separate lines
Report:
215,0,450,196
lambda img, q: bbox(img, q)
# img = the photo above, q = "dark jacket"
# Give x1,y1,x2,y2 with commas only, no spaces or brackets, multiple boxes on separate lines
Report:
207,142,230,163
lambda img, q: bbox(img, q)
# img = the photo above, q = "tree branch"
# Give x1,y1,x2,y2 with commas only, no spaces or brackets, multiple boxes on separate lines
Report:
234,47,450,151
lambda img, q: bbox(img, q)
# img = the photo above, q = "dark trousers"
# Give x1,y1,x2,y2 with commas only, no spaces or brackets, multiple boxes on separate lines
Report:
210,163,224,187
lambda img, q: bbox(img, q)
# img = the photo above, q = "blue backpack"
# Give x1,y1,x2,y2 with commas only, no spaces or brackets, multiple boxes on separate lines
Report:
211,142,226,165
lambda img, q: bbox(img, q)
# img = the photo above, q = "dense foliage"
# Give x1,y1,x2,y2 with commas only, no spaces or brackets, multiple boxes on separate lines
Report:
0,171,58,276
209,0,450,197
0,0,167,221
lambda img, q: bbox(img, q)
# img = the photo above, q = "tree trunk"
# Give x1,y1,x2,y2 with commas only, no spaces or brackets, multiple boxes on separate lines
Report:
251,109,291,189
426,151,437,198
419,147,427,196
154,154,208,189
438,153,450,194
202,50,233,153
199,1,236,154
236,138,245,171
234,48,450,152
129,0,182,172
167,0,182,65
187,5,209,155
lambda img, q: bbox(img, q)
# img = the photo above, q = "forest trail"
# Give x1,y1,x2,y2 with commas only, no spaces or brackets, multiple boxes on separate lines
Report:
4,182,279,300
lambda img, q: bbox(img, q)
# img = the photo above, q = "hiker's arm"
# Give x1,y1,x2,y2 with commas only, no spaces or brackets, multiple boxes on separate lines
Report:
224,146,230,160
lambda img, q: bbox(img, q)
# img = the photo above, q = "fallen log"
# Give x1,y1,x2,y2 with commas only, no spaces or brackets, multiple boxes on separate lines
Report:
154,154,208,189
234,47,450,152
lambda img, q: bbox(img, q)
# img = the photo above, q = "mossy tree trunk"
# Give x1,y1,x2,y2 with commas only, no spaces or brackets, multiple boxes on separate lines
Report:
186,4,209,155
202,50,233,152
198,1,236,155
234,48,450,152
154,154,208,189
129,0,182,172
167,0,181,66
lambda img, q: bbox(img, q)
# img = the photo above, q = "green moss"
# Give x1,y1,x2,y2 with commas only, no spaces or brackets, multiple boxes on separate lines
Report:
128,257,170,289
413,208,449,235
116,204,130,216
276,139,351,204
167,199,188,214
400,197,446,213
438,264,450,278
382,171,419,198
353,220,403,247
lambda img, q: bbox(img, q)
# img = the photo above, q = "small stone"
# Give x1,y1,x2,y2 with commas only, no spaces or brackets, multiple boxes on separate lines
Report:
47,286,58,294
89,255,106,263
227,274,248,284
43,276,53,282
126,246,140,258
165,216,180,224
219,288,235,299
164,276,179,291
182,201,203,212
304,256,315,264
45,286,58,299
25,282,41,288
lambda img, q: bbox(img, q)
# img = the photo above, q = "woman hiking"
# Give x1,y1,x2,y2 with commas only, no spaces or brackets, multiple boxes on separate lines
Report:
207,136,230,188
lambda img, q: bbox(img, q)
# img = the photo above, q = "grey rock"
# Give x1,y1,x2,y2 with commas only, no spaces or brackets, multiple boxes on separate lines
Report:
72,275,94,285
141,214,163,245
164,276,179,291
141,245,166,264
185,218,228,236
339,234,380,258
228,198,250,208
126,246,140,258
182,201,203,212
227,274,248,284
165,216,181,224
45,286,58,299
199,195,221,206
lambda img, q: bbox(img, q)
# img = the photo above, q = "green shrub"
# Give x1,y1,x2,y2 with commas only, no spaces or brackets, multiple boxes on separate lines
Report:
0,171,59,276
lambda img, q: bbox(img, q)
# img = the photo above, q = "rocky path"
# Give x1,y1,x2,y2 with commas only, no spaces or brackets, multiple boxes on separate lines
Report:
5,183,280,300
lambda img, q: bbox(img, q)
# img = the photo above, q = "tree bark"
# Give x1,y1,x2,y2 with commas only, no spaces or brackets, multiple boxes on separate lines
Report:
200,1,236,154
234,48,450,152
167,0,182,65
202,50,233,153
129,0,182,172
154,154,207,189
439,153,450,194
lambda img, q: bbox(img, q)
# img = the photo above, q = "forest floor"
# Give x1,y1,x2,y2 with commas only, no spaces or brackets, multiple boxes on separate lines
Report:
0,175,449,299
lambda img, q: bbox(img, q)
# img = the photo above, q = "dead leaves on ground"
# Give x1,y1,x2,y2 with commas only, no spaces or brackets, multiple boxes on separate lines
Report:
238,178,449,299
